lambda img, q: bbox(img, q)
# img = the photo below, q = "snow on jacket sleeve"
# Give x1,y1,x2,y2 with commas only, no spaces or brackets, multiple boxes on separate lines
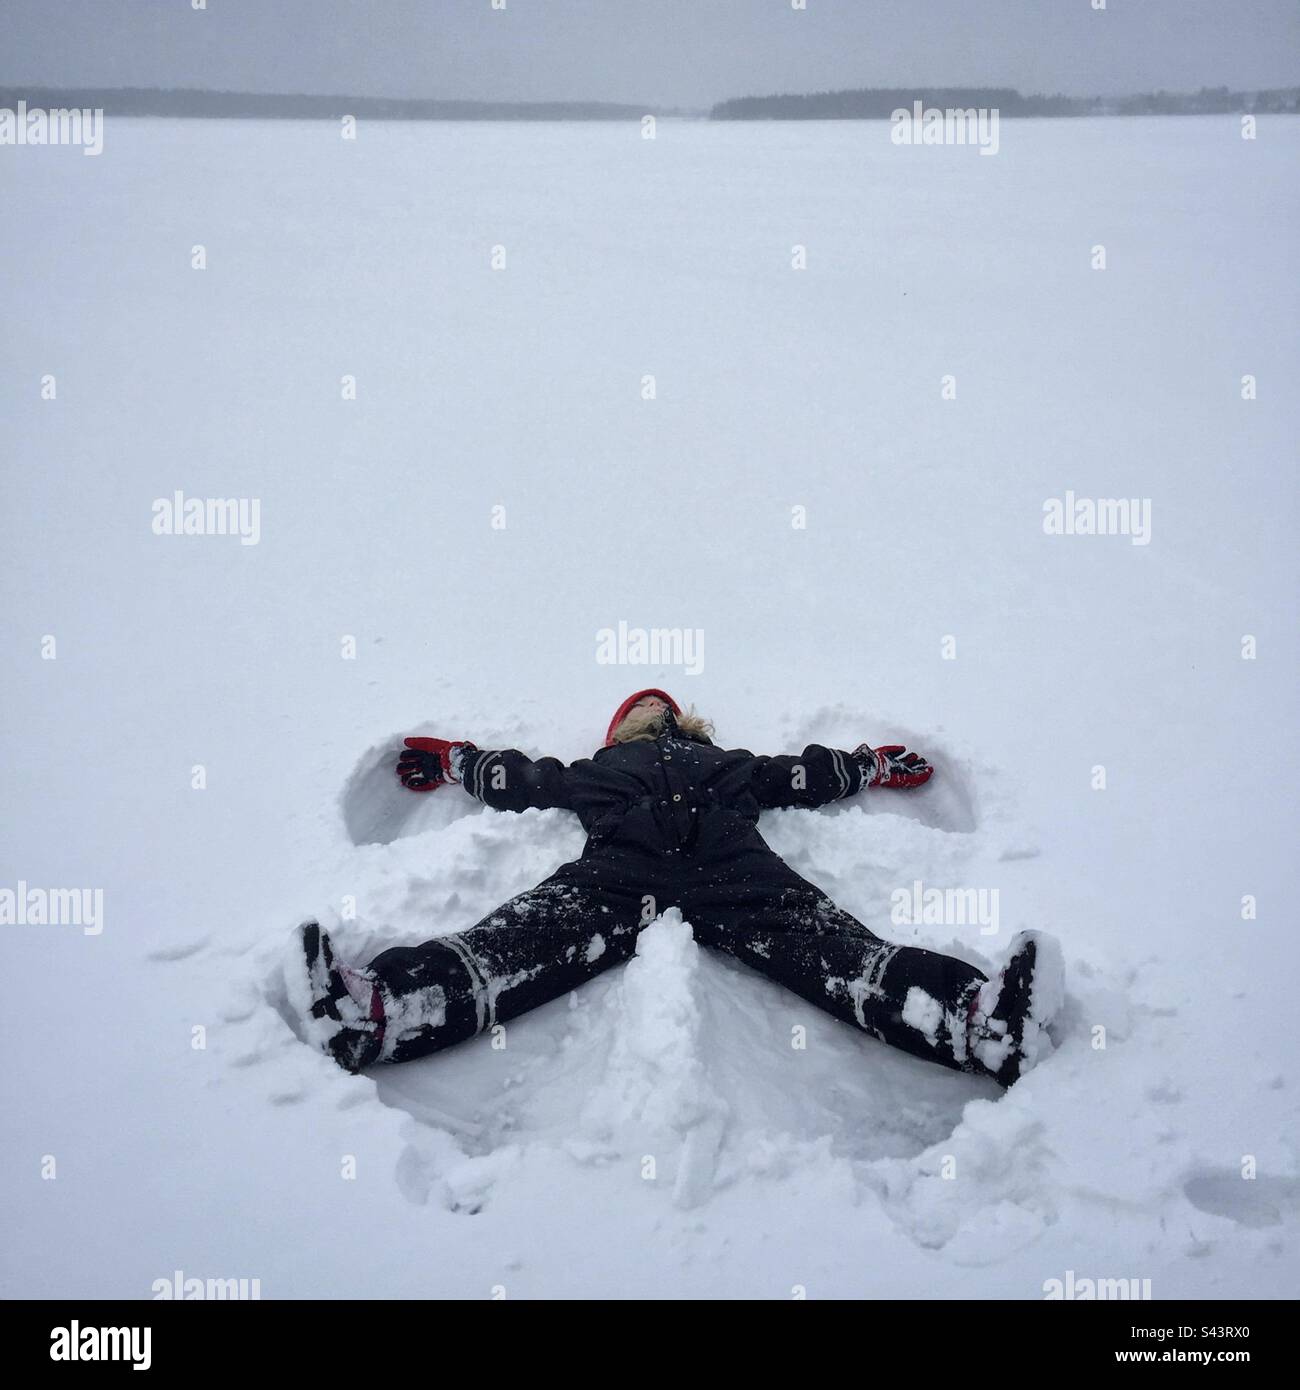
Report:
748,744,872,810
458,747,574,813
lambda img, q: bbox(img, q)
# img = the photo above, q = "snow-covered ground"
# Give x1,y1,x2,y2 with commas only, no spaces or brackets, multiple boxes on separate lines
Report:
2,115,1297,1298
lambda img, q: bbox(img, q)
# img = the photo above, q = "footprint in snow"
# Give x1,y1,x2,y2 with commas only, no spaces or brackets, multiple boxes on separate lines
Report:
1184,1169,1300,1228
146,937,210,962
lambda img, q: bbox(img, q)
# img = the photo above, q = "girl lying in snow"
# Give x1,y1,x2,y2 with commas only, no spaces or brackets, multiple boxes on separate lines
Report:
293,690,1064,1086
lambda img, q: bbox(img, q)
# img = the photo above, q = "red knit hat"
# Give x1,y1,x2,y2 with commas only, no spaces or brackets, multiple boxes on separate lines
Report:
603,689,681,747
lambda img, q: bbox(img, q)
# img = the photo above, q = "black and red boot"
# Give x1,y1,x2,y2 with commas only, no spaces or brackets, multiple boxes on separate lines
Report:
967,931,1065,1086
294,922,386,1073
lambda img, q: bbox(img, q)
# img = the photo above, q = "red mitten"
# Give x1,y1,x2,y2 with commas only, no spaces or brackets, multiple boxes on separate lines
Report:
854,743,934,789
396,737,474,792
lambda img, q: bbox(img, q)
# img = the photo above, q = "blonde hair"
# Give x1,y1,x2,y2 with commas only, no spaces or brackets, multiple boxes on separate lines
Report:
610,705,715,745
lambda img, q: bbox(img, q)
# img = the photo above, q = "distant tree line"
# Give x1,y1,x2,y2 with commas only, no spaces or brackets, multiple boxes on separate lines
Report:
0,87,665,121
4,83,1296,122
1113,86,1300,115
710,85,1300,119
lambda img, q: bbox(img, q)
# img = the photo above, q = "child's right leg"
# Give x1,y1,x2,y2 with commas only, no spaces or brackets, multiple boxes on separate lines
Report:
297,872,645,1070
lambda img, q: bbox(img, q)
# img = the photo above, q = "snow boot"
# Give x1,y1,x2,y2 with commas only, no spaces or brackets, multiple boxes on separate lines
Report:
295,921,385,1073
968,930,1065,1087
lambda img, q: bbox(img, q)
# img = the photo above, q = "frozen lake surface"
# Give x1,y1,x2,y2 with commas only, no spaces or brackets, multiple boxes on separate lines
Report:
2,115,1297,1298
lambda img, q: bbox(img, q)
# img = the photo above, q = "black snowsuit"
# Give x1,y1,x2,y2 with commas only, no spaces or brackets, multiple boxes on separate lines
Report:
368,715,990,1073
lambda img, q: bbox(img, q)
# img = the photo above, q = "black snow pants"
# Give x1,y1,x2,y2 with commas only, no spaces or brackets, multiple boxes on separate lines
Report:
366,832,991,1074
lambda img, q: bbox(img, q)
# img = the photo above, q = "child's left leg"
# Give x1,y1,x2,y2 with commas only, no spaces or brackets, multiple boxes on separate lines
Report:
688,873,1063,1084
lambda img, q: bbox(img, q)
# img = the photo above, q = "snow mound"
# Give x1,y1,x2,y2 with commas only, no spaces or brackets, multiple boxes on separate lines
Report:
577,912,729,1209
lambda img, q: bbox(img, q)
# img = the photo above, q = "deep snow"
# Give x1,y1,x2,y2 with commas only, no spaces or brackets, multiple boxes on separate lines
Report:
2,114,1297,1298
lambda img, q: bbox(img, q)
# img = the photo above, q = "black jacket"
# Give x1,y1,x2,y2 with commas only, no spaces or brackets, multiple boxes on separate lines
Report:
458,713,870,863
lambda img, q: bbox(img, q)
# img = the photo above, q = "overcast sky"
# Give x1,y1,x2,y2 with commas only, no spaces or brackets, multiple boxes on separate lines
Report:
4,0,1298,108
